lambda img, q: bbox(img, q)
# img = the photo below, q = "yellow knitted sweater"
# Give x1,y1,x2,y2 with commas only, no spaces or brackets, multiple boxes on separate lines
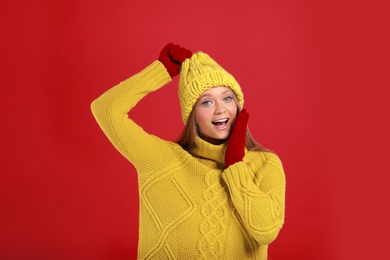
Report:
91,61,286,260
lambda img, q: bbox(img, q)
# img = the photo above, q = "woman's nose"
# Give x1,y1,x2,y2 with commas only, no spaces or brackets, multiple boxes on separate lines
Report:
214,101,226,114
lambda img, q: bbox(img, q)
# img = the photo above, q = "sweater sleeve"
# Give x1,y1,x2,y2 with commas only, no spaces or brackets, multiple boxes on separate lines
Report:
90,60,176,173
221,152,286,245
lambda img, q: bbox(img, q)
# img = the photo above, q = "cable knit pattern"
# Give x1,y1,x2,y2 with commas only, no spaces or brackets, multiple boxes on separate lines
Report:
198,170,228,259
91,61,286,260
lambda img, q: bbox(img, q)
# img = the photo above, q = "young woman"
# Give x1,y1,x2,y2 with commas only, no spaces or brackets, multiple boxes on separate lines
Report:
91,43,286,260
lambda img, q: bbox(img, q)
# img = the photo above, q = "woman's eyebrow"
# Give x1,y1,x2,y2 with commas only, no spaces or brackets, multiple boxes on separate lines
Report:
222,89,233,94
198,89,234,100
199,93,211,99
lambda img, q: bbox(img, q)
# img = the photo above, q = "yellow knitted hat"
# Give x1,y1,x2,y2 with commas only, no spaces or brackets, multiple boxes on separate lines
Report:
178,51,244,124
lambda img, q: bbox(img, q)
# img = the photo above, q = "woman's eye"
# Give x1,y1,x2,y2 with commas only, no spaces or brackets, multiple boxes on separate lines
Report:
201,100,212,107
224,96,233,102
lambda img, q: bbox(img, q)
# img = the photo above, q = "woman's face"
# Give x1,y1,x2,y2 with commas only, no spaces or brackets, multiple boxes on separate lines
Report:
194,86,238,145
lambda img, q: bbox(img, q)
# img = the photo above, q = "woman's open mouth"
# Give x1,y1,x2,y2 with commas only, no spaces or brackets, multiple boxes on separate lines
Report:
212,118,229,130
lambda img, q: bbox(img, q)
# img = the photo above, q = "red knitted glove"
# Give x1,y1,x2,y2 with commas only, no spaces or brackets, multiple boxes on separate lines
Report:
158,43,193,78
225,109,249,167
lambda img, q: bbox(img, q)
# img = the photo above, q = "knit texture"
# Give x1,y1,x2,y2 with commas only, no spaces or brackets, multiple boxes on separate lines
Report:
91,60,286,260
178,52,244,124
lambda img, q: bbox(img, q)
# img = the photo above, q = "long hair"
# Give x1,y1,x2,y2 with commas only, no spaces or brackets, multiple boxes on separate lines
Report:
176,102,272,153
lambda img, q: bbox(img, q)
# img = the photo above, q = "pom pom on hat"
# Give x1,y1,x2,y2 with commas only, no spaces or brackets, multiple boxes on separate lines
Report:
178,51,244,124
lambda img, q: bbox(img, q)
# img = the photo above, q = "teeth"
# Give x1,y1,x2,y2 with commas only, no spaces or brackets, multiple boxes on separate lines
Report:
213,119,228,123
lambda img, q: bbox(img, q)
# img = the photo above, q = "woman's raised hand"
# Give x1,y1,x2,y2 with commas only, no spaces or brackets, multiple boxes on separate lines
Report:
158,43,193,78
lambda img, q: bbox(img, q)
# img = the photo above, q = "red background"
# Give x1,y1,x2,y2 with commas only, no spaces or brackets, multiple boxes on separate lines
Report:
1,1,389,259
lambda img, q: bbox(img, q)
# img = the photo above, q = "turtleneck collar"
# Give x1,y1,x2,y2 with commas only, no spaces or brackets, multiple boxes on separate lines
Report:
189,136,227,165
